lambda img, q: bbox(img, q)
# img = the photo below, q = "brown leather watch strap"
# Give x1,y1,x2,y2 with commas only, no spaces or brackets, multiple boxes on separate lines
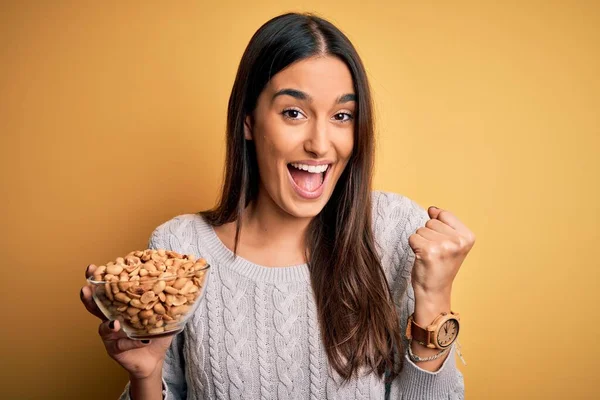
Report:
407,311,461,350
409,318,430,346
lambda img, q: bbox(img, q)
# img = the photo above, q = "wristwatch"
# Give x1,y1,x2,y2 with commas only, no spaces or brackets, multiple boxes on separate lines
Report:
406,311,460,350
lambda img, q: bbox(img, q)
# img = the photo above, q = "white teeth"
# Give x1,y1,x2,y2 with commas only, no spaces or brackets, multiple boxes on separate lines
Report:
290,163,329,173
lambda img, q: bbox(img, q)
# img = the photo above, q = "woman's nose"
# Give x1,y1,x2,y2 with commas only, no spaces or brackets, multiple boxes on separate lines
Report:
303,121,330,157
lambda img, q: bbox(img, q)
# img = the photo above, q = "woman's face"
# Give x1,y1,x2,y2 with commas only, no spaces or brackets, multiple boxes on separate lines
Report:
245,55,356,219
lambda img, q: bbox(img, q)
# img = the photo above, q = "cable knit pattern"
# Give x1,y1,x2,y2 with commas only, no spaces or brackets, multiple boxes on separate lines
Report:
306,292,324,400
221,265,253,399
354,371,372,400
207,276,227,400
185,304,208,399
255,283,272,400
118,191,465,400
273,283,305,399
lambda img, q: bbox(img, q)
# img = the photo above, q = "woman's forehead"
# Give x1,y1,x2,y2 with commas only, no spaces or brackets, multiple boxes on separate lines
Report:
266,56,355,103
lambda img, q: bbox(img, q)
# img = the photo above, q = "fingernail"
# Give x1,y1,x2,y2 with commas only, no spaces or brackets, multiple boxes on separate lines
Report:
141,340,150,344
109,320,115,330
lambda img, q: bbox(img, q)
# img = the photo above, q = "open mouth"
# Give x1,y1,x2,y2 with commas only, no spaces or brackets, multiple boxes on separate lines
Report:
287,162,331,197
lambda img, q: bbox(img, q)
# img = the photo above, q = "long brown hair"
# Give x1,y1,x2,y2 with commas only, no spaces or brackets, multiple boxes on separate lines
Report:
201,12,403,382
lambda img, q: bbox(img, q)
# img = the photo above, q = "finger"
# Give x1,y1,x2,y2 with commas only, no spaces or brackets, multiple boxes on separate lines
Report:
428,206,443,220
425,218,457,237
98,319,128,340
100,320,151,354
111,337,152,354
85,264,97,279
415,226,445,242
408,233,429,259
81,286,108,321
430,207,471,238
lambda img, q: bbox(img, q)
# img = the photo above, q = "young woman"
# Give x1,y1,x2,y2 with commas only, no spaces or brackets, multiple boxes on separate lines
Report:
81,12,474,400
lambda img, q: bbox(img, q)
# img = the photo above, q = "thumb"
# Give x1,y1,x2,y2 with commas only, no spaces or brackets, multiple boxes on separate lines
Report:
428,205,442,220
100,320,151,354
110,337,152,354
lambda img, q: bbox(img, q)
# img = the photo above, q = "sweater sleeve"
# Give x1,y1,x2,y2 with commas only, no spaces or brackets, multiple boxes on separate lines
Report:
372,191,465,400
118,224,188,400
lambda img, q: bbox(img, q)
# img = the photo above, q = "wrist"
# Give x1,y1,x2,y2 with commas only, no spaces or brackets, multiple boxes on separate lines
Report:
412,287,452,326
129,360,164,382
129,363,164,400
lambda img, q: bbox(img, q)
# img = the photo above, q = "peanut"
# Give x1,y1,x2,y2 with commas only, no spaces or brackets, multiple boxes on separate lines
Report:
114,293,132,304
173,278,188,290
131,321,144,329
106,264,124,275
105,283,114,301
144,262,157,272
170,305,190,316
153,303,166,315
145,299,158,310
140,291,156,304
164,286,179,295
126,307,140,316
179,280,195,295
152,280,166,294
185,294,196,302
90,249,208,336
165,294,176,306
130,299,145,309
126,287,142,298
172,296,187,306
125,256,140,266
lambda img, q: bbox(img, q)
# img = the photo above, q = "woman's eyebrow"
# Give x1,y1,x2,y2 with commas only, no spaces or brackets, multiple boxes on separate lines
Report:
271,88,356,104
337,93,356,104
272,88,310,102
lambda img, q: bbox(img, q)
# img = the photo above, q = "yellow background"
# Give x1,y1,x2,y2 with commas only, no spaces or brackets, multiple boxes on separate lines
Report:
1,1,598,399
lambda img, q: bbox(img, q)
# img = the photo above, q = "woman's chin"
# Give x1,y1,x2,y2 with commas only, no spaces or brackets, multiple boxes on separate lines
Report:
281,191,330,219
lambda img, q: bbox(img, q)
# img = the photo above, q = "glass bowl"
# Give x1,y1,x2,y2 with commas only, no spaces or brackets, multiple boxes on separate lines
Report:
86,253,210,340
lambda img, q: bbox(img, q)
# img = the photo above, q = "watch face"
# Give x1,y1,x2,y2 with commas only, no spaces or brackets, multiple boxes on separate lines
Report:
437,318,459,348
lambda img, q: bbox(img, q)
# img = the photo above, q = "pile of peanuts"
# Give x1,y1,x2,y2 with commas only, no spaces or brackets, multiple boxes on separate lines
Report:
92,249,208,335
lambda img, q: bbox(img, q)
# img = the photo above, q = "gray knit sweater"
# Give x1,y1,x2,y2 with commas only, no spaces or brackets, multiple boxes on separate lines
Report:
119,191,464,399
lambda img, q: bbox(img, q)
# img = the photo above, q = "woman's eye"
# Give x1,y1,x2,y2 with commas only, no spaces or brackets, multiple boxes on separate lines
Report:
333,112,353,122
281,109,353,122
281,109,304,120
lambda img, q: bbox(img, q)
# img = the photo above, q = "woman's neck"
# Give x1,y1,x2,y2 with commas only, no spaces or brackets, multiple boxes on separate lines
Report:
214,188,311,267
